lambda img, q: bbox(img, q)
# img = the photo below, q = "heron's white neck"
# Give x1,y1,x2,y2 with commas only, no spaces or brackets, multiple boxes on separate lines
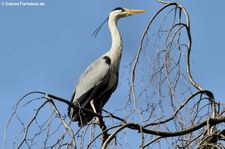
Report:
106,16,122,69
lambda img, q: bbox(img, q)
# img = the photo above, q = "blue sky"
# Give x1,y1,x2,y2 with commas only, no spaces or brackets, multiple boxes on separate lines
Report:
1,0,225,148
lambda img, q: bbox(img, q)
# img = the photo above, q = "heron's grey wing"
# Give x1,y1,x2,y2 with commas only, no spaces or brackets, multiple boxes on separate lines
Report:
74,57,110,104
68,56,111,119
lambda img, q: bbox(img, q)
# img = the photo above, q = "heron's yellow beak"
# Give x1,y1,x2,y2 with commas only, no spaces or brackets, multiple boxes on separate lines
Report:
127,9,147,15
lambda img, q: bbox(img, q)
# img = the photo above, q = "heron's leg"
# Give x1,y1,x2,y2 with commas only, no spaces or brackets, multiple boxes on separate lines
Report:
90,99,100,124
90,99,97,113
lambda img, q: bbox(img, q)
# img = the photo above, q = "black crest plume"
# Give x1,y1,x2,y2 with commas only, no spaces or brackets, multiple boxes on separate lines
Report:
92,7,124,37
92,17,108,37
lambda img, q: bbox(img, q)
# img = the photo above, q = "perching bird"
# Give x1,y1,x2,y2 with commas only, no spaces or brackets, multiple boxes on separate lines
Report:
68,7,146,127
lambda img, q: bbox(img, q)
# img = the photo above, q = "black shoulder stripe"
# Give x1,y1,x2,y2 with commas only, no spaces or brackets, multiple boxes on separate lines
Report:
102,56,111,65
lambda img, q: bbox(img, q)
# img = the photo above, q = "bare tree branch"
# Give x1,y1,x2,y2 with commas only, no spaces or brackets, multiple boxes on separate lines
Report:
4,1,225,148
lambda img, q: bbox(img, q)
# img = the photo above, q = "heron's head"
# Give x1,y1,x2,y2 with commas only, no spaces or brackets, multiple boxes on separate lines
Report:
92,7,146,37
109,7,146,20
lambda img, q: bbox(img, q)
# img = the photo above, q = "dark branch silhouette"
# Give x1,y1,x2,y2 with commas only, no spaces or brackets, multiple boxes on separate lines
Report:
4,1,225,148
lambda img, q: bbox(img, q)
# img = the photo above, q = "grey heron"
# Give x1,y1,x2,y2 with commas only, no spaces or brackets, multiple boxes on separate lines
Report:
68,7,146,127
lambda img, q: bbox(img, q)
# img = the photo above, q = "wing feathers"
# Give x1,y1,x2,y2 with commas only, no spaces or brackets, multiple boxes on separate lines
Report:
68,56,117,124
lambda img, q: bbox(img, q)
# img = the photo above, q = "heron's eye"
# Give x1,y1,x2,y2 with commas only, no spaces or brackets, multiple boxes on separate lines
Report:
113,7,125,12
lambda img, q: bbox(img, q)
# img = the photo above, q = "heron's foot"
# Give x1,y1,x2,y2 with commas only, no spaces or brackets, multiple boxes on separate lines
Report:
102,132,111,141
